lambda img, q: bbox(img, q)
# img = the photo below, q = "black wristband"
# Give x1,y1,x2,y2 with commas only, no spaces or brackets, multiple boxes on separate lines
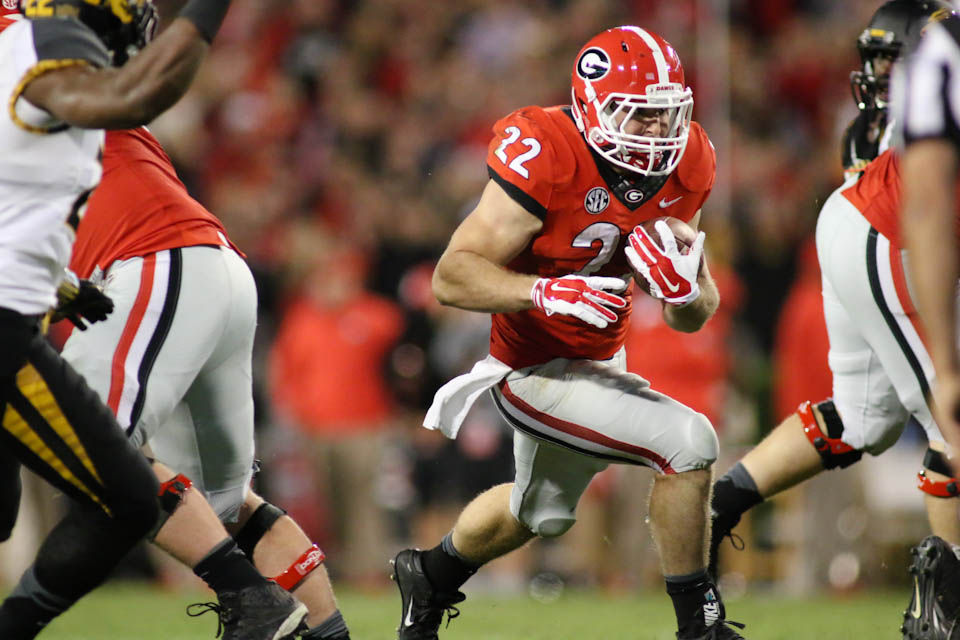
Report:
178,0,232,43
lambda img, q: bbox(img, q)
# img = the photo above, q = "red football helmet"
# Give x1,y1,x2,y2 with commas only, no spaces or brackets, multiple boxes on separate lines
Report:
571,26,693,176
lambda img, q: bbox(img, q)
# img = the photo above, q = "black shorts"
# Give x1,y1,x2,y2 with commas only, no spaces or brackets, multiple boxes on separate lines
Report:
0,308,157,519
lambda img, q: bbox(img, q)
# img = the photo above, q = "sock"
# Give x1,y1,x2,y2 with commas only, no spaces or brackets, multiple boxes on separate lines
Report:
711,462,763,530
0,566,74,640
301,609,350,639
193,538,267,594
420,532,480,594
665,569,722,635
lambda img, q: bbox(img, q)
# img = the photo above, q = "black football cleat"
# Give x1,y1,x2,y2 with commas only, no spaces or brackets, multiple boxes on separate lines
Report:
187,581,308,640
900,536,960,640
391,549,465,640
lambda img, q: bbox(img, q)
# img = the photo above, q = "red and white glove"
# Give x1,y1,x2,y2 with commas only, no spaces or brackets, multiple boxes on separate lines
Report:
625,220,705,306
530,275,627,329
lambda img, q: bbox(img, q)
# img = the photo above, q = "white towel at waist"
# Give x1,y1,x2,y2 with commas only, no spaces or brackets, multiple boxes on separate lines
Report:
423,355,512,439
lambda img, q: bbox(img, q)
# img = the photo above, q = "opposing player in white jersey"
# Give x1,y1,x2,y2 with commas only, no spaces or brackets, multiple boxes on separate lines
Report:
900,12,960,639
0,1,307,639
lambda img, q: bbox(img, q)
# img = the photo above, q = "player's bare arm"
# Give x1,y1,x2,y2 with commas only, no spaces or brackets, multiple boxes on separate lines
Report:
22,18,206,129
902,139,959,376
432,179,544,313
24,22,204,128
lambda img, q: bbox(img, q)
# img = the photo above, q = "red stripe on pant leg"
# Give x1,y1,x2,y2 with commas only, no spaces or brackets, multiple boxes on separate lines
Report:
498,380,675,473
888,243,929,349
107,255,156,414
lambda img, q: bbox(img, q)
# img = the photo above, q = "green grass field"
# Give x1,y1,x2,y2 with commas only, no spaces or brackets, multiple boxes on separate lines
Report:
37,582,910,640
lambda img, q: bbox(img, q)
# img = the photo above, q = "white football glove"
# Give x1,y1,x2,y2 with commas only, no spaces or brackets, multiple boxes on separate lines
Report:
530,275,628,329
625,220,705,306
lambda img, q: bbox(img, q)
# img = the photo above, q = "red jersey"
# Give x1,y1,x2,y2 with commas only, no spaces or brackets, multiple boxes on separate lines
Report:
70,127,242,278
842,148,960,248
842,149,902,246
486,105,716,369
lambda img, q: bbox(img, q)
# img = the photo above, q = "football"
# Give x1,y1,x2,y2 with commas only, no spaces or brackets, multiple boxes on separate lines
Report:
637,216,697,252
631,216,699,296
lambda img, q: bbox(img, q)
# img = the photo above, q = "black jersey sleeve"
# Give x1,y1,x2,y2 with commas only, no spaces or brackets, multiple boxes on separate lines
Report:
30,17,110,68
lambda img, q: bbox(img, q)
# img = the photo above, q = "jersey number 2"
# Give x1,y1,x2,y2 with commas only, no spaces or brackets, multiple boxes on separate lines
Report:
494,126,542,179
572,222,621,275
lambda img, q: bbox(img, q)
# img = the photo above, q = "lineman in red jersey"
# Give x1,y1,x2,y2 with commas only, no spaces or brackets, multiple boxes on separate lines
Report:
391,27,748,640
706,7,960,623
52,126,351,640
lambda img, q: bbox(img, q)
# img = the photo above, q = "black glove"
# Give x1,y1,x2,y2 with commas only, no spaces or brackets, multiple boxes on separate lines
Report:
52,271,114,331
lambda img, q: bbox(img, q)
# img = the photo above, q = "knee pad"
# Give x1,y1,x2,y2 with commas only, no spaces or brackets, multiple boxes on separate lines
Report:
684,412,719,468
527,515,576,539
798,400,863,470
917,448,959,497
232,501,326,591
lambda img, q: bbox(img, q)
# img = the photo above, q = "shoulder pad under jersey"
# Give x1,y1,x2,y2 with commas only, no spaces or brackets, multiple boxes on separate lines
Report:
675,121,716,194
487,105,579,219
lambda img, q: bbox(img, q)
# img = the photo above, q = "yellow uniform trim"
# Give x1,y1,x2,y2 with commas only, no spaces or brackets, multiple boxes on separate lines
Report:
16,363,104,485
8,58,91,134
2,402,109,514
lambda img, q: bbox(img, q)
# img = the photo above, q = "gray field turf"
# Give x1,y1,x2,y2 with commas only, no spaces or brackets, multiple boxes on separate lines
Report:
35,582,909,639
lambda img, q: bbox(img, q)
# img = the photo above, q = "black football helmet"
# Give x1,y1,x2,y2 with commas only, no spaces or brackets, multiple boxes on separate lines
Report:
850,0,955,112
21,0,158,66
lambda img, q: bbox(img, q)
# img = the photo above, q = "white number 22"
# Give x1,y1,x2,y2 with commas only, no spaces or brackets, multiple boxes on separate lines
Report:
494,126,542,179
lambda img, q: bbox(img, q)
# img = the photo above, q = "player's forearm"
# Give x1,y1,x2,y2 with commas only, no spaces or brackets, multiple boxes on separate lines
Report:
432,249,537,313
662,262,719,333
26,0,230,129
902,142,960,374
102,19,208,127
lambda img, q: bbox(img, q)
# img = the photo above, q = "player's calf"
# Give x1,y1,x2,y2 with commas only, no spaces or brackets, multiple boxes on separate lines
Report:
232,500,350,640
710,399,862,580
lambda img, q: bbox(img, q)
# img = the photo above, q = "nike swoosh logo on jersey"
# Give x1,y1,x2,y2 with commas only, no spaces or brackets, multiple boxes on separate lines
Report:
911,578,922,618
659,196,683,208
404,600,415,627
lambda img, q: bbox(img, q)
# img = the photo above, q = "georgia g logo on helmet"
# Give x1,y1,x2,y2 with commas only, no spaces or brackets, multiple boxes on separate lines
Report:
576,47,611,81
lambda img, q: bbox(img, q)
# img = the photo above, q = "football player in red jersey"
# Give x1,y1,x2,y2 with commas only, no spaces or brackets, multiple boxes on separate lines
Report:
390,26,746,640
60,125,350,640
707,3,960,638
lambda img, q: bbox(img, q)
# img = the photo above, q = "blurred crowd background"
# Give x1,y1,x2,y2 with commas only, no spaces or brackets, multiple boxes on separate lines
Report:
2,0,939,600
